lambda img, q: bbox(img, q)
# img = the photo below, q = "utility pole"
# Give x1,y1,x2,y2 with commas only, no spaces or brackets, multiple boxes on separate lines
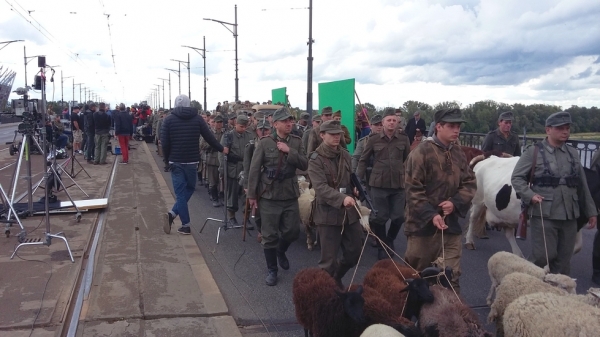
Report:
204,4,239,101
166,68,180,97
307,0,314,120
158,77,168,109
188,53,191,99
168,73,171,109
61,71,73,107
183,36,207,112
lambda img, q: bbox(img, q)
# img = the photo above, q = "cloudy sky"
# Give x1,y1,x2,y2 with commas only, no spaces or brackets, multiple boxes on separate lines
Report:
1,0,599,110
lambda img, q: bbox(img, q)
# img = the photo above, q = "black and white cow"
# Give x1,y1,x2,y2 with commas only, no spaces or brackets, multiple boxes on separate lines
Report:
464,156,524,257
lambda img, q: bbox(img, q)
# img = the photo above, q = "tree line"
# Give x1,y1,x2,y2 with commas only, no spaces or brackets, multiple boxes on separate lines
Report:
355,100,600,134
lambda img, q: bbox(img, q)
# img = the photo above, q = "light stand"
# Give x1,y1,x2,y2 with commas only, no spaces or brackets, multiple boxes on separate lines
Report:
11,61,75,263
199,154,242,244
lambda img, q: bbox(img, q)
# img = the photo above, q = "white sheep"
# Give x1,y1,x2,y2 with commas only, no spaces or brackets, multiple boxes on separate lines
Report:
503,292,600,337
298,182,317,250
489,273,600,336
486,251,576,305
360,324,405,337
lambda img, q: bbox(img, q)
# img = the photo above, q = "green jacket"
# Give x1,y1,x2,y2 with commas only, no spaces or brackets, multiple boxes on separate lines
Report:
511,139,597,220
404,138,476,236
201,128,223,166
219,129,252,178
481,128,521,156
356,130,411,189
247,133,308,200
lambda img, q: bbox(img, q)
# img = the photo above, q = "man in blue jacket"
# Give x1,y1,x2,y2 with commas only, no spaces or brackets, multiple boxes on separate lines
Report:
161,95,228,235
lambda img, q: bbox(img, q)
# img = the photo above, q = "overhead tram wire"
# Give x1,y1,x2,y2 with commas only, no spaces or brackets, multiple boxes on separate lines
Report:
98,0,118,75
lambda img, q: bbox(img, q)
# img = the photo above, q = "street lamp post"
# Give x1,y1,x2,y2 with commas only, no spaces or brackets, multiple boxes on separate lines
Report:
61,71,73,107
307,0,314,120
183,36,207,112
165,68,180,96
204,5,238,101
158,77,169,109
171,57,190,98
155,85,161,109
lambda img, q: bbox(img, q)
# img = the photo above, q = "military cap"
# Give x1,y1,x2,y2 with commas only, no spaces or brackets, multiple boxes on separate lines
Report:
545,111,572,127
382,108,396,118
370,114,383,124
254,111,265,119
498,111,513,122
72,105,80,110
300,112,310,120
313,115,322,122
333,110,342,118
264,110,275,117
257,119,271,129
434,108,466,124
272,107,293,121
320,120,345,134
321,106,333,115
228,113,236,120
236,114,249,125
214,115,224,123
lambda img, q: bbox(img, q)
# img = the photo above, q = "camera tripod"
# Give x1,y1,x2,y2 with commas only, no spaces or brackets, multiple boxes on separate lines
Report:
200,155,242,244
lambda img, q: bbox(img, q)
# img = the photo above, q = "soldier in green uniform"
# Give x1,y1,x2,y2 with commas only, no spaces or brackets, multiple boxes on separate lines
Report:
306,107,347,154
296,112,310,139
404,108,476,292
395,109,407,132
351,114,383,173
308,120,363,288
512,111,597,275
481,111,521,156
302,115,321,152
242,118,271,236
247,108,308,286
219,115,253,225
356,109,411,260
202,115,225,207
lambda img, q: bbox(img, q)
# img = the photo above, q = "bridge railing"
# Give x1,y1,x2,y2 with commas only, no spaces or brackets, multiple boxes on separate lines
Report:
458,132,600,168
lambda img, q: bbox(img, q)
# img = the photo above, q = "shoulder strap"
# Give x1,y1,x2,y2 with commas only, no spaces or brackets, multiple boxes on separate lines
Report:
309,152,319,160
528,144,539,186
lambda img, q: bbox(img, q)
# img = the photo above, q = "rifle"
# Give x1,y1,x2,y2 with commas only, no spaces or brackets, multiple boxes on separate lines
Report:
351,173,377,215
516,144,539,240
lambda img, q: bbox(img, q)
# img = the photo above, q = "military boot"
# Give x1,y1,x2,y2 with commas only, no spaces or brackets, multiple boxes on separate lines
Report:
276,239,291,270
333,263,353,290
211,187,222,207
227,210,238,227
264,249,278,286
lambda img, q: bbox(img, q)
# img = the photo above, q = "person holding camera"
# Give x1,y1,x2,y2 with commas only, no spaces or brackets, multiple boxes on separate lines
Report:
161,95,226,235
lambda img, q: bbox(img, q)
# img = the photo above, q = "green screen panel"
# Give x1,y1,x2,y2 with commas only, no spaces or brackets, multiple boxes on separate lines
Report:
318,79,356,152
271,87,287,105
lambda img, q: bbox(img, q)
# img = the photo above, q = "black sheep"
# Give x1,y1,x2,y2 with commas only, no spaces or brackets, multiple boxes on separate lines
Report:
293,268,366,337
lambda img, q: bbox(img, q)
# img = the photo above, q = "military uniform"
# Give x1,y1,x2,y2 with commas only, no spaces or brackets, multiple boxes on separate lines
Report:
351,114,382,174
242,119,271,234
248,108,308,286
356,110,411,259
481,112,521,156
512,111,597,275
202,115,224,206
302,115,320,152
404,108,476,292
219,115,253,223
306,107,347,154
308,121,363,287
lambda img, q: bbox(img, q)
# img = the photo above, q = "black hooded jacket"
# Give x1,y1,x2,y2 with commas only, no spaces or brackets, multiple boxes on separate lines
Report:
161,107,223,164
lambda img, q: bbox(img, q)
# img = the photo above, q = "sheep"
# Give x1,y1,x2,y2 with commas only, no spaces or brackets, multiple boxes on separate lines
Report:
488,273,599,337
503,292,600,337
363,260,434,320
486,251,577,305
298,183,317,250
360,324,406,337
419,285,492,337
293,268,366,337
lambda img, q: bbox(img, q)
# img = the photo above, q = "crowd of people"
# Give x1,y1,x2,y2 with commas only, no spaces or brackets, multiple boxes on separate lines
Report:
156,94,599,290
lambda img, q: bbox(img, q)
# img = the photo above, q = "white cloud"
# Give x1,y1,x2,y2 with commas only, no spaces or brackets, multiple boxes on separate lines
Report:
0,0,599,111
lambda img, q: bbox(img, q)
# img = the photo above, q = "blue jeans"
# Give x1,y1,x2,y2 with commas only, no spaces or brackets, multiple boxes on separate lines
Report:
170,163,197,226
56,134,68,149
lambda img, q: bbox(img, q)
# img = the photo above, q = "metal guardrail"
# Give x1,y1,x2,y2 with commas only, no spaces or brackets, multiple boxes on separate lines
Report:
459,132,600,168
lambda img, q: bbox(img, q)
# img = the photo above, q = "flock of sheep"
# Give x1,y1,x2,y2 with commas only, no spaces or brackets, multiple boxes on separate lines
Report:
291,153,600,336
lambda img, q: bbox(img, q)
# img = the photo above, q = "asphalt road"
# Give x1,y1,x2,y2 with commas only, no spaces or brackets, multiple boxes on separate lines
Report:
149,143,598,337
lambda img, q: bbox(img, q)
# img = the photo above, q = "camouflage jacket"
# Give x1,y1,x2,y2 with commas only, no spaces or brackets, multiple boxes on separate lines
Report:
247,133,308,200
404,137,476,236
